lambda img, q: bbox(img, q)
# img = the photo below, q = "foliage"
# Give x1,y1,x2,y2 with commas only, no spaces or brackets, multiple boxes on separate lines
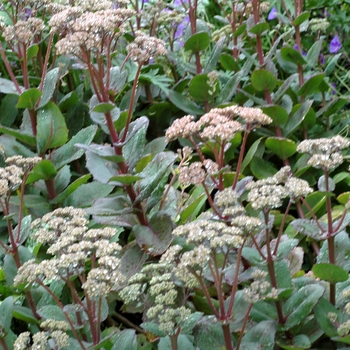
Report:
0,0,350,349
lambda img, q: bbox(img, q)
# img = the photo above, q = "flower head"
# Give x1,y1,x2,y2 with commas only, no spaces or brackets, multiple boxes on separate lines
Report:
267,7,277,20
329,35,342,54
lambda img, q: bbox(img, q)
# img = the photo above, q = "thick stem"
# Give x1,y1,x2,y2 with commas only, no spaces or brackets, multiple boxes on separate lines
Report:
0,42,22,94
121,64,142,143
222,323,234,350
325,171,336,305
264,212,285,325
236,304,253,350
38,282,87,350
169,332,179,350
232,131,249,190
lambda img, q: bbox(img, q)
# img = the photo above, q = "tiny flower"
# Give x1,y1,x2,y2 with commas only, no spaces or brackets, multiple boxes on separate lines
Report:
329,35,342,54
293,44,307,56
267,7,277,20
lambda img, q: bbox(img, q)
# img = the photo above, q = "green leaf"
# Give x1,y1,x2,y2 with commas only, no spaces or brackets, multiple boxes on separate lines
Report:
265,137,296,160
251,300,278,322
283,100,313,137
314,297,342,337
283,285,324,330
179,186,207,224
184,31,210,52
38,68,60,109
305,40,323,70
242,247,265,266
139,69,172,93
193,317,226,349
241,138,263,173
27,160,57,184
251,69,277,92
122,123,147,171
189,74,218,102
36,101,68,153
109,175,143,185
292,11,310,26
0,126,36,147
325,53,342,75
233,23,247,37
13,215,31,245
119,243,148,278
220,53,240,71
248,22,269,36
51,125,97,169
16,88,41,109
217,71,244,103
204,36,225,73
26,44,39,60
133,212,173,255
0,77,23,95
298,74,325,96
273,73,299,102
240,320,276,350
0,94,18,126
85,148,120,184
13,305,40,324
277,334,311,350
141,322,166,338
63,181,114,208
250,156,277,179
136,152,177,203
317,232,350,270
261,105,288,127
275,260,293,289
301,191,327,218
37,305,66,321
50,174,91,205
290,219,327,240
158,335,194,350
93,102,117,113
280,47,306,66
0,296,14,333
87,196,137,227
167,90,204,115
313,263,348,284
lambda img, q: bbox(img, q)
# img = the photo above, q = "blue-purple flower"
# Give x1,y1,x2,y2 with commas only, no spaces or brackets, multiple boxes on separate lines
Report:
268,7,277,20
329,35,342,54
175,15,190,46
293,44,307,57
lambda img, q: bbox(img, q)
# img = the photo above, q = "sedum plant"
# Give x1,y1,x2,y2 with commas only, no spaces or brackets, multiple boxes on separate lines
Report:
1,0,350,349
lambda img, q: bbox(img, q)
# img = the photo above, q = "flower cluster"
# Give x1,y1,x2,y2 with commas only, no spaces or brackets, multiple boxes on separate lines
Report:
297,135,349,171
243,269,278,303
119,262,192,335
0,155,40,198
15,207,125,296
50,7,135,55
3,18,45,44
127,31,167,64
166,106,271,143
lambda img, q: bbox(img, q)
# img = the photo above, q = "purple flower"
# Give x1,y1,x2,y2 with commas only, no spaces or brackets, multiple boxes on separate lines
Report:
175,14,190,46
267,7,277,20
329,35,342,54
293,44,307,56
319,53,325,65
331,83,336,95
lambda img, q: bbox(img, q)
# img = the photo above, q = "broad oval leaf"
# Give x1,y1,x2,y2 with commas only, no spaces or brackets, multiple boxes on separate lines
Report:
251,69,277,92
280,47,306,66
265,137,296,160
298,73,325,96
312,263,348,284
16,88,41,109
184,31,210,52
282,284,324,330
36,101,68,153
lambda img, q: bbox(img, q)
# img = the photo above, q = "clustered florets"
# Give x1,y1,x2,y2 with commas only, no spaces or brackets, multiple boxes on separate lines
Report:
297,135,350,171
15,207,125,297
127,31,167,64
166,106,271,143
